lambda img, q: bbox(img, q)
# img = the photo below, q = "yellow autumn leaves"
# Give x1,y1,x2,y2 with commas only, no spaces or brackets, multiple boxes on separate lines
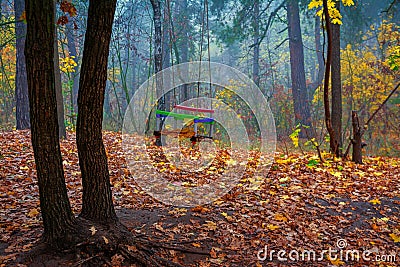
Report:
308,0,355,24
60,56,77,73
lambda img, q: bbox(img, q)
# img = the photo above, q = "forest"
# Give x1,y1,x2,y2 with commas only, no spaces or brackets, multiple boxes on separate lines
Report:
0,0,399,266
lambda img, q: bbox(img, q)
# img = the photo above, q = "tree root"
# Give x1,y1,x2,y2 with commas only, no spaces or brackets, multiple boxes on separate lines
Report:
19,217,211,267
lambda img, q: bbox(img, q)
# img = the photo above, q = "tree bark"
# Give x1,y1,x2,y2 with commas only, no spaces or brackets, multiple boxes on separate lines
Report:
25,0,76,245
15,0,30,130
77,0,118,223
331,1,342,156
287,0,312,136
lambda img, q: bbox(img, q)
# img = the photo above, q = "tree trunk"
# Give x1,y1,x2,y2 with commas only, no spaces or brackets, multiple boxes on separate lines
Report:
25,0,76,245
307,15,324,100
54,24,67,139
15,0,30,130
351,111,362,163
162,0,171,70
162,0,171,109
331,1,342,156
173,0,190,101
287,0,312,136
252,0,260,87
66,18,80,119
322,0,338,154
151,0,164,145
76,0,118,223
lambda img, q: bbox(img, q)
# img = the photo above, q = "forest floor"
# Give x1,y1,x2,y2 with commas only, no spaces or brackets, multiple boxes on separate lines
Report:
0,130,399,266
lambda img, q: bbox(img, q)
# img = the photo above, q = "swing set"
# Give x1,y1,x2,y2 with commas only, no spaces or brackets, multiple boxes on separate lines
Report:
153,0,214,146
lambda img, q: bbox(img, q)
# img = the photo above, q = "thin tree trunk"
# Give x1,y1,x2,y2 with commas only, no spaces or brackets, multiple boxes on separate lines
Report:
162,0,171,70
175,0,189,101
15,0,30,130
307,16,324,100
76,0,118,223
151,0,163,84
322,0,338,154
351,111,362,163
287,0,312,136
252,0,260,87
66,18,79,118
25,0,76,245
162,0,171,108
54,24,67,139
331,1,342,156
151,0,164,145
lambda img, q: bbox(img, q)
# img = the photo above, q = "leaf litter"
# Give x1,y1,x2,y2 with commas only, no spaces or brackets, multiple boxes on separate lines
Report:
0,130,399,266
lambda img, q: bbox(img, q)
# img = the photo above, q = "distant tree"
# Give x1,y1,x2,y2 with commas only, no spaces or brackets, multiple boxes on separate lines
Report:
15,0,30,130
66,18,79,119
150,0,164,146
211,0,284,88
76,0,118,222
253,0,260,87
307,15,324,100
174,0,190,100
54,22,66,139
25,0,76,245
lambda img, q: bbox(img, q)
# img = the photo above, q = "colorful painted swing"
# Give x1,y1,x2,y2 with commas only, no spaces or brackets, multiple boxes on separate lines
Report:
154,0,213,146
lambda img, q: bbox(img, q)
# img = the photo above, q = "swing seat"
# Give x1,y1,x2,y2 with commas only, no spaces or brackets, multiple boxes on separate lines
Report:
155,110,214,124
173,105,215,114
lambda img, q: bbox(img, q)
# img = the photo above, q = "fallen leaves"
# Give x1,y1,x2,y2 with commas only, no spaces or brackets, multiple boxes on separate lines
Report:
27,208,39,218
369,198,381,205
0,130,399,266
203,221,217,231
389,233,400,243
89,226,97,236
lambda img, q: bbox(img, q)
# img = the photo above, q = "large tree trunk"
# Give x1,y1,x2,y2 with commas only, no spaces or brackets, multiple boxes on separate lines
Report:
54,24,67,139
25,0,76,245
252,0,260,87
331,1,342,156
15,0,30,130
76,0,118,223
287,0,312,136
